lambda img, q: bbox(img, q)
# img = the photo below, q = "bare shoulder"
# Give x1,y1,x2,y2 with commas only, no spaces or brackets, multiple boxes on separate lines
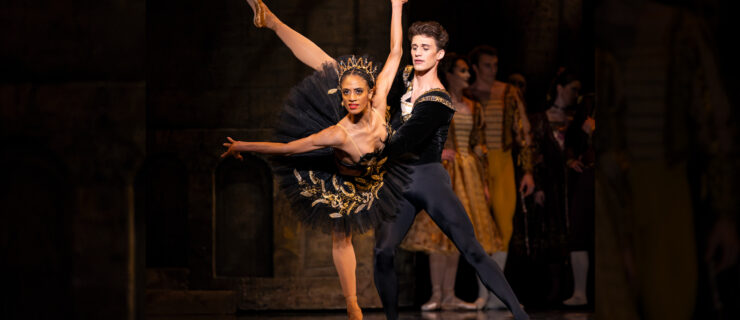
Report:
317,124,347,146
325,123,347,137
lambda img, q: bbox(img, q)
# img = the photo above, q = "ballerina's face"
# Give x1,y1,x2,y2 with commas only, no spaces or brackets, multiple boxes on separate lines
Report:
340,74,373,115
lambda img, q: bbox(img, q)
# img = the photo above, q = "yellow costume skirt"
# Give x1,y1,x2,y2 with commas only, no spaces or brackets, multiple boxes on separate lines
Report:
486,149,516,251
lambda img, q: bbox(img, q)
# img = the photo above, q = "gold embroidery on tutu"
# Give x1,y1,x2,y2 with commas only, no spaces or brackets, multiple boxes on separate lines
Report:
294,156,388,219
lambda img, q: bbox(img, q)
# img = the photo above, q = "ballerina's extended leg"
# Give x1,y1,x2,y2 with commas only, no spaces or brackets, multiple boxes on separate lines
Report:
245,0,333,70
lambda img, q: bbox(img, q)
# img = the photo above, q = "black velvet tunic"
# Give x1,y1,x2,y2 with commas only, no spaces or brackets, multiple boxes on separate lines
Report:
383,66,455,164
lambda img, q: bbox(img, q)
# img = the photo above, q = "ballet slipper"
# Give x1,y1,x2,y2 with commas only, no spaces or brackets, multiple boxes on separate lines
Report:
440,295,477,311
421,290,442,311
563,294,588,306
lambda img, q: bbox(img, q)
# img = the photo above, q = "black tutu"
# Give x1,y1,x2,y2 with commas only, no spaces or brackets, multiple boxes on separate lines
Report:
271,62,410,235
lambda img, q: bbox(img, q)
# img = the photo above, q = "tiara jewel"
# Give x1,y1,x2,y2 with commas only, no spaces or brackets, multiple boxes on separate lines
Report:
337,56,378,83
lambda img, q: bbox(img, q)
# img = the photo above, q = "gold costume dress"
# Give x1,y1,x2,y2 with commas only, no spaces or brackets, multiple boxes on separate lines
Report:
401,104,504,254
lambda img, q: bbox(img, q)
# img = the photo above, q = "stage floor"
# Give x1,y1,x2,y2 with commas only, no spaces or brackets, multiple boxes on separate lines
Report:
151,309,593,320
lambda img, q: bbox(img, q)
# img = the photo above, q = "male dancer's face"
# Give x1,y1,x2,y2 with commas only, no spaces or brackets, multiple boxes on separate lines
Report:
411,35,445,73
473,53,498,84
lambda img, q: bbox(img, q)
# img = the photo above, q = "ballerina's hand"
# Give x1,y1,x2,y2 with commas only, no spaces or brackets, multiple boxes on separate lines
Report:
221,137,244,161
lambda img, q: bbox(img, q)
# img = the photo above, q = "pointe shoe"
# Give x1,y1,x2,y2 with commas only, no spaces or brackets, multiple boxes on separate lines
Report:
441,296,477,311
246,0,266,28
563,295,588,306
421,293,442,311
345,296,363,320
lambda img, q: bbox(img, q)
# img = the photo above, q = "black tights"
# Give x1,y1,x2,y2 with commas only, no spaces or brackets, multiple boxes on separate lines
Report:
373,163,529,320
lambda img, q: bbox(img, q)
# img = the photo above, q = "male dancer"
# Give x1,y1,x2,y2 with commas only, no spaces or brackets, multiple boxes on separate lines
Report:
375,21,529,320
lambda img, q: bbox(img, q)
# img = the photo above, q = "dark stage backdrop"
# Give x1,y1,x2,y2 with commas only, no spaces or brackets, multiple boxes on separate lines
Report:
407,0,594,112
3,0,740,319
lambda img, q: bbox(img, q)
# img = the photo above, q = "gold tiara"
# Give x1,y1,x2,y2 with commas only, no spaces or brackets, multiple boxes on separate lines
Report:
328,56,378,95
339,56,377,83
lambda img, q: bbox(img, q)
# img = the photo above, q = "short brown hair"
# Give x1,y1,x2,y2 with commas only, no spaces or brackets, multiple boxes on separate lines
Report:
408,21,449,50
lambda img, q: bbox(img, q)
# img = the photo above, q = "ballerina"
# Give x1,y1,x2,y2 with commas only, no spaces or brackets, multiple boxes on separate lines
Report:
236,2,528,319
222,1,407,319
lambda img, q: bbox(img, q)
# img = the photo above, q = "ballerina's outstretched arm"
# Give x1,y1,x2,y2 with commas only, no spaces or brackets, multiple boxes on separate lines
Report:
246,0,335,70
372,0,406,111
220,126,346,160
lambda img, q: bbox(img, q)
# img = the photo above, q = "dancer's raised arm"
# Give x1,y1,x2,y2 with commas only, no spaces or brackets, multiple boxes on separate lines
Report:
247,0,335,70
221,126,345,159
372,0,406,110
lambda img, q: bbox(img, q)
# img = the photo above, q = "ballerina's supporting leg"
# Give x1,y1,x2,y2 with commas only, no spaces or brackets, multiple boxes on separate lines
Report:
333,231,362,320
